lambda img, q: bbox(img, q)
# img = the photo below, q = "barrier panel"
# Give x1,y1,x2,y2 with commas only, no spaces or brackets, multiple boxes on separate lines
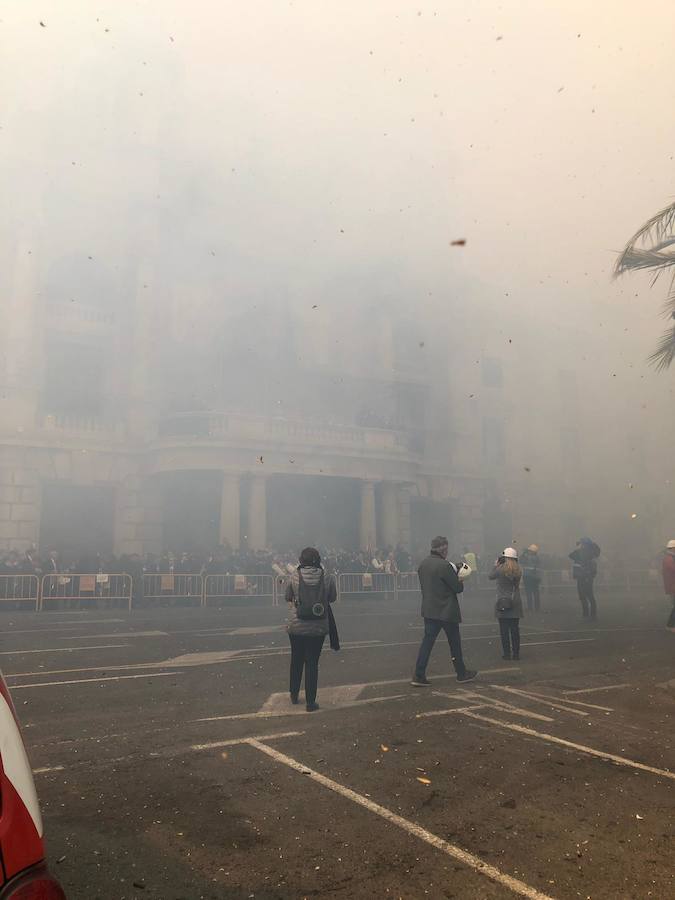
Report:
273,575,290,607
396,572,419,595
337,572,397,601
141,573,203,608
0,575,40,612
40,573,132,612
204,573,275,607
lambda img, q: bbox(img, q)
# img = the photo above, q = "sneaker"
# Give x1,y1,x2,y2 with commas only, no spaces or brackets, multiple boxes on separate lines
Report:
457,670,478,683
305,702,320,712
410,676,431,686
290,694,299,705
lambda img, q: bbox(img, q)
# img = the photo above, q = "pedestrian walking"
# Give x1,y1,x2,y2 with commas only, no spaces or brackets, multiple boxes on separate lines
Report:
489,548,523,660
285,547,338,711
411,536,477,686
662,539,675,631
520,544,542,612
569,537,601,620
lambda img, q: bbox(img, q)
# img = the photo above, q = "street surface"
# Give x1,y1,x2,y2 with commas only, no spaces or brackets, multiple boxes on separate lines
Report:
1,588,673,899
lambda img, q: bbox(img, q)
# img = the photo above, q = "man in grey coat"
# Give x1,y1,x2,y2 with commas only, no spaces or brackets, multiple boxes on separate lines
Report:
411,536,478,686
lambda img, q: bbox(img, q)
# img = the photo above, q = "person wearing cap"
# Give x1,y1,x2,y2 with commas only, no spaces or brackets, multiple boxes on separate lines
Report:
284,547,338,711
663,540,675,631
490,548,523,660
411,536,478,686
520,543,542,612
569,537,601,620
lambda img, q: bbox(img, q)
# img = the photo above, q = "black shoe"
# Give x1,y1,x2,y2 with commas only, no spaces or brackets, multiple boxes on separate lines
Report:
457,670,478,683
290,694,299,705
502,654,511,660
305,702,320,712
411,676,431,686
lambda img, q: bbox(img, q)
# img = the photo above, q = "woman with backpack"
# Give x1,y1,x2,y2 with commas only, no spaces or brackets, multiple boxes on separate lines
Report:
489,547,523,661
285,547,338,711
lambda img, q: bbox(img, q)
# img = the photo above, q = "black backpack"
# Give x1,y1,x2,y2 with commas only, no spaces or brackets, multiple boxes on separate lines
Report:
296,569,327,620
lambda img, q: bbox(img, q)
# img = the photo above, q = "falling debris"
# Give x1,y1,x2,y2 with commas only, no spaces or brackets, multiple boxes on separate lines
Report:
258,456,264,464
523,466,531,473
419,341,425,348
630,513,638,519
39,21,46,27
450,239,466,246
416,777,431,785
380,744,389,752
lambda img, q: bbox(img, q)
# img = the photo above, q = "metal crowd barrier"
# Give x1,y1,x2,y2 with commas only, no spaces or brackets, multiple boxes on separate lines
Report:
337,572,397,601
142,573,203,607
40,573,132,612
203,573,275,607
396,571,419,595
0,575,40,612
273,574,290,607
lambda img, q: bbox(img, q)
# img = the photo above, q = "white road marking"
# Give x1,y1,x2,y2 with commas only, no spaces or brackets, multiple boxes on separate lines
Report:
563,684,629,695
456,711,675,780
489,685,590,717
493,687,613,712
367,667,518,687
10,672,183,689
33,766,65,775
191,731,303,751
0,620,126,634
195,693,408,723
0,644,131,655
55,631,168,640
518,638,596,647
427,691,555,723
247,739,555,900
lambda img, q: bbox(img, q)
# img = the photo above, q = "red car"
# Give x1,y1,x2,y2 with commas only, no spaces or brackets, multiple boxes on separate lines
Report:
0,673,65,899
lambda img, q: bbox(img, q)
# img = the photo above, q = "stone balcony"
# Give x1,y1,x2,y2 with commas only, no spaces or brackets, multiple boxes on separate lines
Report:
156,412,423,459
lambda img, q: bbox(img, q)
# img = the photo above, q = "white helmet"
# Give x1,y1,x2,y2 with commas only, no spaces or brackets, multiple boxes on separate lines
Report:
503,547,518,559
667,539,675,549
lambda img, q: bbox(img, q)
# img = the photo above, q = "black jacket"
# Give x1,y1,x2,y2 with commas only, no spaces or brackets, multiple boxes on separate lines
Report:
417,551,464,623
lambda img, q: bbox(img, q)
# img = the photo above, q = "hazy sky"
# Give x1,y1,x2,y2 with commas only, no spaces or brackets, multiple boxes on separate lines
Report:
2,1,675,366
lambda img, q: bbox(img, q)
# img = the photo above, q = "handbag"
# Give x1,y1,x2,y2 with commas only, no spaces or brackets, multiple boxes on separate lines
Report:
497,581,516,613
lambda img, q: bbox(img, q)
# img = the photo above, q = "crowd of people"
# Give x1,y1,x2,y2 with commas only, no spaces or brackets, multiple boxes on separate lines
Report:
0,543,415,581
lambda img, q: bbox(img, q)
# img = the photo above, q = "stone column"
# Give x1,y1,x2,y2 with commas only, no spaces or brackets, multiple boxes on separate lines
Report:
359,480,377,551
248,476,267,550
219,473,240,549
379,482,399,549
0,463,41,552
398,484,412,550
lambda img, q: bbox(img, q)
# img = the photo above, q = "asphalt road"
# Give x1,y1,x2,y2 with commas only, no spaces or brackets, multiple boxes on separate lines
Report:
1,587,673,900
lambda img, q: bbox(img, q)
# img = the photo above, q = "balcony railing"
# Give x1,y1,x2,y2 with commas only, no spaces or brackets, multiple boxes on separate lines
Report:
157,412,420,455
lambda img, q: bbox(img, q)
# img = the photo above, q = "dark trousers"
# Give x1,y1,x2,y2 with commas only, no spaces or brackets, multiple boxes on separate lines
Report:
576,577,597,618
667,596,675,628
523,579,541,611
499,618,520,658
289,634,325,704
414,618,466,679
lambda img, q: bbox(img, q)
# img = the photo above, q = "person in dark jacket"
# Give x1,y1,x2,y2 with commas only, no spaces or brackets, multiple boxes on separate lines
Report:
489,547,524,660
520,544,541,612
411,536,477,686
569,537,601,620
663,539,675,630
285,547,338,711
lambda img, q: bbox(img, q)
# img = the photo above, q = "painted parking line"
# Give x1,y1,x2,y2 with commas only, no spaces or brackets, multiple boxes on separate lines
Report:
190,731,303,751
455,711,675,780
0,644,131,655
423,690,555,723
489,685,590,717
195,693,409,723
10,672,183,689
563,684,629,695
247,739,555,900
55,631,169,640
33,766,65,775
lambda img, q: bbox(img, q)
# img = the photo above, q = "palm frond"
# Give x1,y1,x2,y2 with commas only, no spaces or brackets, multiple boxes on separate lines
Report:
648,325,675,372
614,246,675,274
614,200,675,277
